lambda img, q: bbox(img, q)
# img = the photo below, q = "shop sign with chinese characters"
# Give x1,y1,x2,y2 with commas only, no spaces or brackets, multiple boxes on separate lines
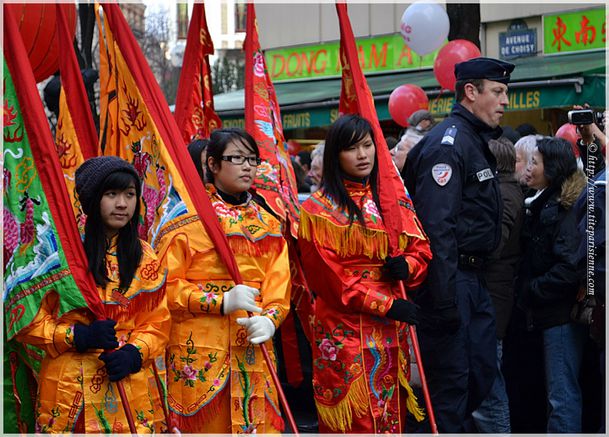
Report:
543,7,606,54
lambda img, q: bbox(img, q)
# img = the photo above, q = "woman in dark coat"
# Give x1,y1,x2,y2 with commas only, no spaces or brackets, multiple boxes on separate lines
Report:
516,136,587,433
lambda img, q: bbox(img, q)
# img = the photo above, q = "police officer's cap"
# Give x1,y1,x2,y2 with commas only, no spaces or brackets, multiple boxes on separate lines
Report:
454,57,515,84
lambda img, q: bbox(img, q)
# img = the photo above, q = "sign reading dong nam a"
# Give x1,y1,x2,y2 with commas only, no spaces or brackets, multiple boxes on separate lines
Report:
264,33,438,81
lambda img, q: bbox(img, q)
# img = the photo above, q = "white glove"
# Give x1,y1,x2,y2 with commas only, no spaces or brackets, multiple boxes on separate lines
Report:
236,316,276,344
222,285,262,314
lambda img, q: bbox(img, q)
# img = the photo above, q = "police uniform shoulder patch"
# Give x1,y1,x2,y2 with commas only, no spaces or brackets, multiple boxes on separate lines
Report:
432,163,452,186
441,126,457,145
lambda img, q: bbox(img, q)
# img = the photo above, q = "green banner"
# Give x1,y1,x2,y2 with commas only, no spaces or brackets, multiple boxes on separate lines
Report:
3,57,88,346
264,33,438,81
221,77,605,128
543,7,606,54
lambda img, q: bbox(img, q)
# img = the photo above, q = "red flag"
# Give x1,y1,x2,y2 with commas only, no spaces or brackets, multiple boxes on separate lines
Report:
55,3,99,229
99,4,243,283
4,5,105,320
336,2,408,255
244,3,300,238
56,4,98,160
174,3,221,143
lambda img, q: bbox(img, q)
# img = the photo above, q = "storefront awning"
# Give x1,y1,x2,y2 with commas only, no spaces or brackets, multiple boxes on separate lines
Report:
215,50,606,130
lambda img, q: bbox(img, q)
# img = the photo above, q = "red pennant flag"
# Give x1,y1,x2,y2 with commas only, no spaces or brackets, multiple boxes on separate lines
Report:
244,3,300,238
174,3,222,143
98,3,243,283
336,2,414,255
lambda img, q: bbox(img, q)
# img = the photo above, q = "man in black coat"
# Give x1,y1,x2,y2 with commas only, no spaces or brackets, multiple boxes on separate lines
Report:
404,57,514,432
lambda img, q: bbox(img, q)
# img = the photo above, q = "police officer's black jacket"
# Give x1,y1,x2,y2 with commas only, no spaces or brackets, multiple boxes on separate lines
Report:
404,103,503,307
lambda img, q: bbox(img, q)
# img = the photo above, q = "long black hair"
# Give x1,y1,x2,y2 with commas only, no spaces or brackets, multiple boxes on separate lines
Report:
536,137,577,189
321,114,382,225
205,128,259,184
83,171,143,290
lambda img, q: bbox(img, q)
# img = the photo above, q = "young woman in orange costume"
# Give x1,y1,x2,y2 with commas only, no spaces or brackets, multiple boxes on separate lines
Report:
158,128,290,433
16,156,170,433
298,114,432,433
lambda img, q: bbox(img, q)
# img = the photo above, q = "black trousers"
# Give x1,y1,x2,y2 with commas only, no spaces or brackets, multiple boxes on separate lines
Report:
417,269,497,433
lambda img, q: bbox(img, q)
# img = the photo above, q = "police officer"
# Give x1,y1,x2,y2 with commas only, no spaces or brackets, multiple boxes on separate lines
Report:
404,57,514,432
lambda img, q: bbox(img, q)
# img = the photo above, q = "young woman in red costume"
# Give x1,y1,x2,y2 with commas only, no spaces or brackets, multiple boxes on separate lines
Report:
298,114,432,433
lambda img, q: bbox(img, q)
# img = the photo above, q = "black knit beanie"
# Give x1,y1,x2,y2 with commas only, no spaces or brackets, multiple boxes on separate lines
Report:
75,156,140,215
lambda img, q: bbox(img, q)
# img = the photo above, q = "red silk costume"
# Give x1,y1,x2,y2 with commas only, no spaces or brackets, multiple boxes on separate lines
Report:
298,180,431,433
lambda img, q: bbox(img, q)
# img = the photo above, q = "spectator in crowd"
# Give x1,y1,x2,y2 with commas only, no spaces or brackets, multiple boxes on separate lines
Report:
407,109,436,134
298,114,431,433
404,57,514,432
391,128,424,174
500,125,520,144
157,128,290,433
297,150,312,174
516,137,587,433
574,105,606,432
292,156,311,193
516,122,538,137
308,142,324,192
385,135,399,152
16,157,170,433
188,138,209,182
514,134,542,187
472,137,523,433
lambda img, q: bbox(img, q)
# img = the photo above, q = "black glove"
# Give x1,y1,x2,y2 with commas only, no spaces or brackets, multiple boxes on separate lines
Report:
384,256,410,281
99,344,142,382
386,299,419,325
74,319,118,352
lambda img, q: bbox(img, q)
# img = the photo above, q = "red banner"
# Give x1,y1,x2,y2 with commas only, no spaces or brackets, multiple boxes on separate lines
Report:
244,3,300,239
336,2,407,254
174,3,221,143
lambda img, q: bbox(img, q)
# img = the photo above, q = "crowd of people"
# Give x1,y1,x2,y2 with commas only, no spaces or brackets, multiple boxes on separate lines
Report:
11,56,606,434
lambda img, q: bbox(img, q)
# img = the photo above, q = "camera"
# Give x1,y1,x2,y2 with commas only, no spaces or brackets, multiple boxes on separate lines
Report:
568,109,603,126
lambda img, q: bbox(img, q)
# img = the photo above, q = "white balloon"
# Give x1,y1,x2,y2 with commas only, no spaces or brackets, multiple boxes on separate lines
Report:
400,1,450,56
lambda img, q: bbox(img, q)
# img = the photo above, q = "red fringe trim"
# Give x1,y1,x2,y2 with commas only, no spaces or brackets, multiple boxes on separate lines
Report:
169,386,228,433
227,234,284,258
104,284,166,323
265,396,285,432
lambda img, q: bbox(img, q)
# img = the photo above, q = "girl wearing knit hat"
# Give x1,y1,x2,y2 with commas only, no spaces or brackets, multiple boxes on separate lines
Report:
16,156,171,433
156,128,290,433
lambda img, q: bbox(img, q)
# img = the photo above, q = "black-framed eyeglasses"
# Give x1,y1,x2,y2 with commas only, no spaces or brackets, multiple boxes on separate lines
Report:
221,155,261,166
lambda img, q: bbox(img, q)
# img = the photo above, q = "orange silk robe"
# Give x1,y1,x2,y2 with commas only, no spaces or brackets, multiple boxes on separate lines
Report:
157,185,291,434
15,239,170,434
298,180,432,433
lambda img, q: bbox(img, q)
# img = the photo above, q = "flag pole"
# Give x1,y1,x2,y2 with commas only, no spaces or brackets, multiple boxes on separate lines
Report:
398,283,439,434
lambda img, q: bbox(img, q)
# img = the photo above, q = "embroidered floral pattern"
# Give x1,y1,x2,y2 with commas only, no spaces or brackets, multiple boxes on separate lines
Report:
261,307,280,321
65,325,74,346
318,338,338,361
197,282,228,312
362,198,381,224
168,332,218,388
136,409,154,433
212,200,241,225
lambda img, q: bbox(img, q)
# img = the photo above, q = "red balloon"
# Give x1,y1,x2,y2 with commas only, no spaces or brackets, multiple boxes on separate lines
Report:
6,4,77,83
388,84,429,127
433,39,481,91
555,123,581,157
